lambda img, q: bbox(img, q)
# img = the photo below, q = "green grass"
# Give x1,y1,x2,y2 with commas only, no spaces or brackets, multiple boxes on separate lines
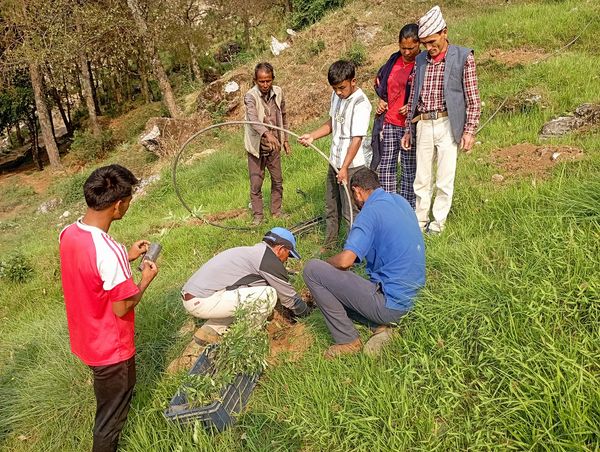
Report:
1,0,599,450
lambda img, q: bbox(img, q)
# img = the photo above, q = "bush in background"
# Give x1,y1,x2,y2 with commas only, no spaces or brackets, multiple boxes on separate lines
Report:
290,0,346,30
344,42,367,66
69,129,113,163
0,252,34,283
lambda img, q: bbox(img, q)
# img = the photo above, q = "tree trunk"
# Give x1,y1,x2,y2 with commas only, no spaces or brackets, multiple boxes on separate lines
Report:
138,52,151,104
7,126,15,147
78,53,102,138
49,86,72,136
285,0,293,14
88,61,101,116
127,0,182,118
242,10,251,50
189,42,202,81
29,62,60,167
26,116,43,171
15,122,24,146
62,74,72,126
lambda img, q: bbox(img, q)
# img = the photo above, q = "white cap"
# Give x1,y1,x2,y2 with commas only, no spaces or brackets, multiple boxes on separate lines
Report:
418,5,447,38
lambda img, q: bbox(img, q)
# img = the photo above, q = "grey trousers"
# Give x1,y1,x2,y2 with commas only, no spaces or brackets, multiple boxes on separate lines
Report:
324,165,362,246
303,259,407,344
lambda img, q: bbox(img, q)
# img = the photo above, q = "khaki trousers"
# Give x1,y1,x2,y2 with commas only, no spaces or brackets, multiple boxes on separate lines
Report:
414,116,458,232
183,286,277,334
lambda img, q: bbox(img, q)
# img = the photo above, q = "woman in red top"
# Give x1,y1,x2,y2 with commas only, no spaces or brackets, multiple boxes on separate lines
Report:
372,24,421,206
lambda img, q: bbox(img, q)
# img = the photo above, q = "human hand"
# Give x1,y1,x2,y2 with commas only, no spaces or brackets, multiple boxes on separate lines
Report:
460,132,475,152
376,99,388,115
398,104,409,116
140,260,158,283
336,167,349,185
264,132,280,151
128,240,149,261
283,141,291,155
298,133,314,147
401,132,411,150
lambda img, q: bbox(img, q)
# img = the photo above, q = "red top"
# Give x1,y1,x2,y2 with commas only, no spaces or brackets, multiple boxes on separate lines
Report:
384,58,415,127
59,221,139,366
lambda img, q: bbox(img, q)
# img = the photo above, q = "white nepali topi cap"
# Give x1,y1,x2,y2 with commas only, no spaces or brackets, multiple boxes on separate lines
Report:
418,5,447,38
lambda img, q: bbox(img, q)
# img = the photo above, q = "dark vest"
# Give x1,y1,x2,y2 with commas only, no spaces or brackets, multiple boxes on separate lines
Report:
410,44,472,143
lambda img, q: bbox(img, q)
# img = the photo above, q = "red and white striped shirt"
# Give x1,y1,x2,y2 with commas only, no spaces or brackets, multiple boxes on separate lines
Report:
406,51,481,135
59,220,139,366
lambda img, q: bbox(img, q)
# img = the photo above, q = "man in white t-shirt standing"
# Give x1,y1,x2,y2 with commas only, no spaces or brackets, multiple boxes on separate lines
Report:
299,60,372,249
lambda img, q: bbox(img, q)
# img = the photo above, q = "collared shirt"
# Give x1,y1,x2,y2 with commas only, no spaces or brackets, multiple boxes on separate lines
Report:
244,88,289,140
329,88,372,168
406,51,481,135
343,188,426,310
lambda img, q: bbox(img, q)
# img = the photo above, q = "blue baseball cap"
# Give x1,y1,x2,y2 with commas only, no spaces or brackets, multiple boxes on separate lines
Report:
263,227,301,259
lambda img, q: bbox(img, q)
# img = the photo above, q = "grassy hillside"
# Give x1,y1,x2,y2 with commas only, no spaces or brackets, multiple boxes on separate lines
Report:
1,0,599,450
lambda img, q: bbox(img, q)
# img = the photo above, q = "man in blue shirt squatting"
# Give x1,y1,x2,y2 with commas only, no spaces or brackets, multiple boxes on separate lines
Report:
303,167,426,359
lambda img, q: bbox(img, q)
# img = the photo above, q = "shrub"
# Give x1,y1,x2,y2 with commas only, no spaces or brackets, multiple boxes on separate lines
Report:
308,39,326,56
69,129,113,163
0,253,34,283
289,0,346,30
344,42,367,66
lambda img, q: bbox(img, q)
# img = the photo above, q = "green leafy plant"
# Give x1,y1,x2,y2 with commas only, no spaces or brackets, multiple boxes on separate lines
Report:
289,0,346,30
343,42,367,66
0,253,34,283
308,39,326,56
182,297,270,408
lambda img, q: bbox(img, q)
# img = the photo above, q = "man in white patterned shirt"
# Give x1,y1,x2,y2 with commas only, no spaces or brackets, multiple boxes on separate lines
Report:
299,60,372,249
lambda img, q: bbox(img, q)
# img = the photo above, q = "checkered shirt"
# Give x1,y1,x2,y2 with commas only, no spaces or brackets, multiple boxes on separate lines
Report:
406,52,481,135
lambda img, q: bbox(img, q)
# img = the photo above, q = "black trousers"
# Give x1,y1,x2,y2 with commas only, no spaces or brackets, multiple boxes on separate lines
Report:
89,356,136,452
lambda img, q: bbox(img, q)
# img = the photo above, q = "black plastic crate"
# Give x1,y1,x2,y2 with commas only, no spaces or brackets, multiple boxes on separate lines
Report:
164,346,260,432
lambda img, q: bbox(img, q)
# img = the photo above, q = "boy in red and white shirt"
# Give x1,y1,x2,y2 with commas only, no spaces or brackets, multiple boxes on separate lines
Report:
60,164,158,452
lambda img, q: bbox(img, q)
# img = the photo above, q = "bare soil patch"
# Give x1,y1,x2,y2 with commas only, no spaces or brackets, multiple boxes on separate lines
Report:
492,143,584,178
267,307,314,365
483,48,548,67
203,208,247,222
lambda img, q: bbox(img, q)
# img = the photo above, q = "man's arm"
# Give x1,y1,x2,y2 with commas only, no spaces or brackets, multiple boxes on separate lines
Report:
326,250,358,270
112,261,158,317
298,118,332,147
401,80,417,150
460,53,481,151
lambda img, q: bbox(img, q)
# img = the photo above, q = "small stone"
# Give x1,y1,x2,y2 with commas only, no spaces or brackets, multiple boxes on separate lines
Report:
61,211,70,218
475,141,482,145
551,152,561,161
491,174,504,183
223,81,239,94
17,435,28,441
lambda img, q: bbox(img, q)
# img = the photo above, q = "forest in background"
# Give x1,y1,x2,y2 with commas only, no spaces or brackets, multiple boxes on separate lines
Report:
0,0,344,169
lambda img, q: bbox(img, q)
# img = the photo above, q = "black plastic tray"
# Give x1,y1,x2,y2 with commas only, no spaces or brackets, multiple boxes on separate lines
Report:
164,346,260,432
